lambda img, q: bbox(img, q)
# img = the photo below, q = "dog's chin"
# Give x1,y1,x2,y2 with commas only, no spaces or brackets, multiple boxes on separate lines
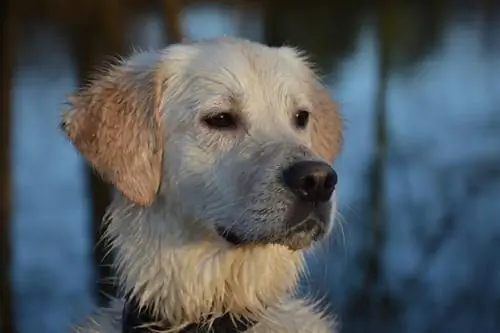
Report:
215,216,329,251
214,199,332,250
276,216,328,250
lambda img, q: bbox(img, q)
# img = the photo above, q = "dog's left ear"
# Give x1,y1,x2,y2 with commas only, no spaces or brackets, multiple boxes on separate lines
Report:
61,54,167,206
310,84,344,163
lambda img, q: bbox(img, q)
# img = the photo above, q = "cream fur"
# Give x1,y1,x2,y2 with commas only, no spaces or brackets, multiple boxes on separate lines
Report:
63,37,344,333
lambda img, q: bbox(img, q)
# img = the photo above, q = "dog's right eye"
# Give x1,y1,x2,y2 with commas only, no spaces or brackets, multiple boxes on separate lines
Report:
202,112,238,130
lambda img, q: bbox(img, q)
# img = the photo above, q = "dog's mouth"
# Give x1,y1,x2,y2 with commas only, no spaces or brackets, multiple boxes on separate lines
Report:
216,227,246,246
215,201,331,250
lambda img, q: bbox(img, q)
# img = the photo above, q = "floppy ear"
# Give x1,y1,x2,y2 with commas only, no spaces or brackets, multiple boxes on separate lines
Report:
61,54,167,206
310,83,344,163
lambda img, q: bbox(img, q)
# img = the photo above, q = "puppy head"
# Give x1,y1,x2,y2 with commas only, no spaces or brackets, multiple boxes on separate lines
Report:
62,38,343,251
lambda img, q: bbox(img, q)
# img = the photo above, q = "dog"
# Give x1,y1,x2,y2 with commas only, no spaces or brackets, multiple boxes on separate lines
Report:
61,37,343,333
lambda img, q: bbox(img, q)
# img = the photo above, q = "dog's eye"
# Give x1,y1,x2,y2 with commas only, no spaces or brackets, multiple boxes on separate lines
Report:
294,110,310,129
202,112,238,130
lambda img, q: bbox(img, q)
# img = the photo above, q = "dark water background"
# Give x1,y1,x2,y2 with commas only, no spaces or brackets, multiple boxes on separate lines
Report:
8,1,500,332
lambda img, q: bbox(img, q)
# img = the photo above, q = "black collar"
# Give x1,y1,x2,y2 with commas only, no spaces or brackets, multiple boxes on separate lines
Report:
121,298,257,333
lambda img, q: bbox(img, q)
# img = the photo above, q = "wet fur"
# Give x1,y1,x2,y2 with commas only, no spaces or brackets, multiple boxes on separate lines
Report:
62,38,343,333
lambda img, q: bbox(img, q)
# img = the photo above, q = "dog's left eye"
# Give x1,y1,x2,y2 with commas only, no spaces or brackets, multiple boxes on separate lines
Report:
202,112,238,130
294,110,310,129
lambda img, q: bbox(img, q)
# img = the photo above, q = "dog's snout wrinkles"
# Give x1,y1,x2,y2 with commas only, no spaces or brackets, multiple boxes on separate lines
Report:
282,161,337,202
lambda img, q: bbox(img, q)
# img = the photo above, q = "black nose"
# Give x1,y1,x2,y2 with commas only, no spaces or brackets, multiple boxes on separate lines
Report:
282,161,337,202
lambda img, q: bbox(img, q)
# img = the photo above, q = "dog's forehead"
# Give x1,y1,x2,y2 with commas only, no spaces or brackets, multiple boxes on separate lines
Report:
191,39,307,75
180,40,313,106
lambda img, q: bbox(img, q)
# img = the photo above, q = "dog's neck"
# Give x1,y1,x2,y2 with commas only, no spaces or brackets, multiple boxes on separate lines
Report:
104,196,305,328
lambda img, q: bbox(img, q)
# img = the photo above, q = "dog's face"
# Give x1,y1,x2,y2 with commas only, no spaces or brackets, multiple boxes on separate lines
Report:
62,38,343,251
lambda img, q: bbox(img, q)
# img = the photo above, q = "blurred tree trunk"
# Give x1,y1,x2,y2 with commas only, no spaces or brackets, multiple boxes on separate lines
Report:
161,0,184,43
71,1,126,306
262,1,286,47
364,1,394,327
0,1,16,332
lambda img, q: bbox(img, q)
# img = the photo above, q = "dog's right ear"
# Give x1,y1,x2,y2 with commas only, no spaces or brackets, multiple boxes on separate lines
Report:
61,53,168,206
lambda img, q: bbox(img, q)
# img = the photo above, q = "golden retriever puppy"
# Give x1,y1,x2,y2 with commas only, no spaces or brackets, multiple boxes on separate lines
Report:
62,37,343,333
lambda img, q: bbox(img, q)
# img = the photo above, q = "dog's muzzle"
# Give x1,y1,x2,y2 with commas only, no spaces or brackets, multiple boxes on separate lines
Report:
217,160,337,250
277,160,337,250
